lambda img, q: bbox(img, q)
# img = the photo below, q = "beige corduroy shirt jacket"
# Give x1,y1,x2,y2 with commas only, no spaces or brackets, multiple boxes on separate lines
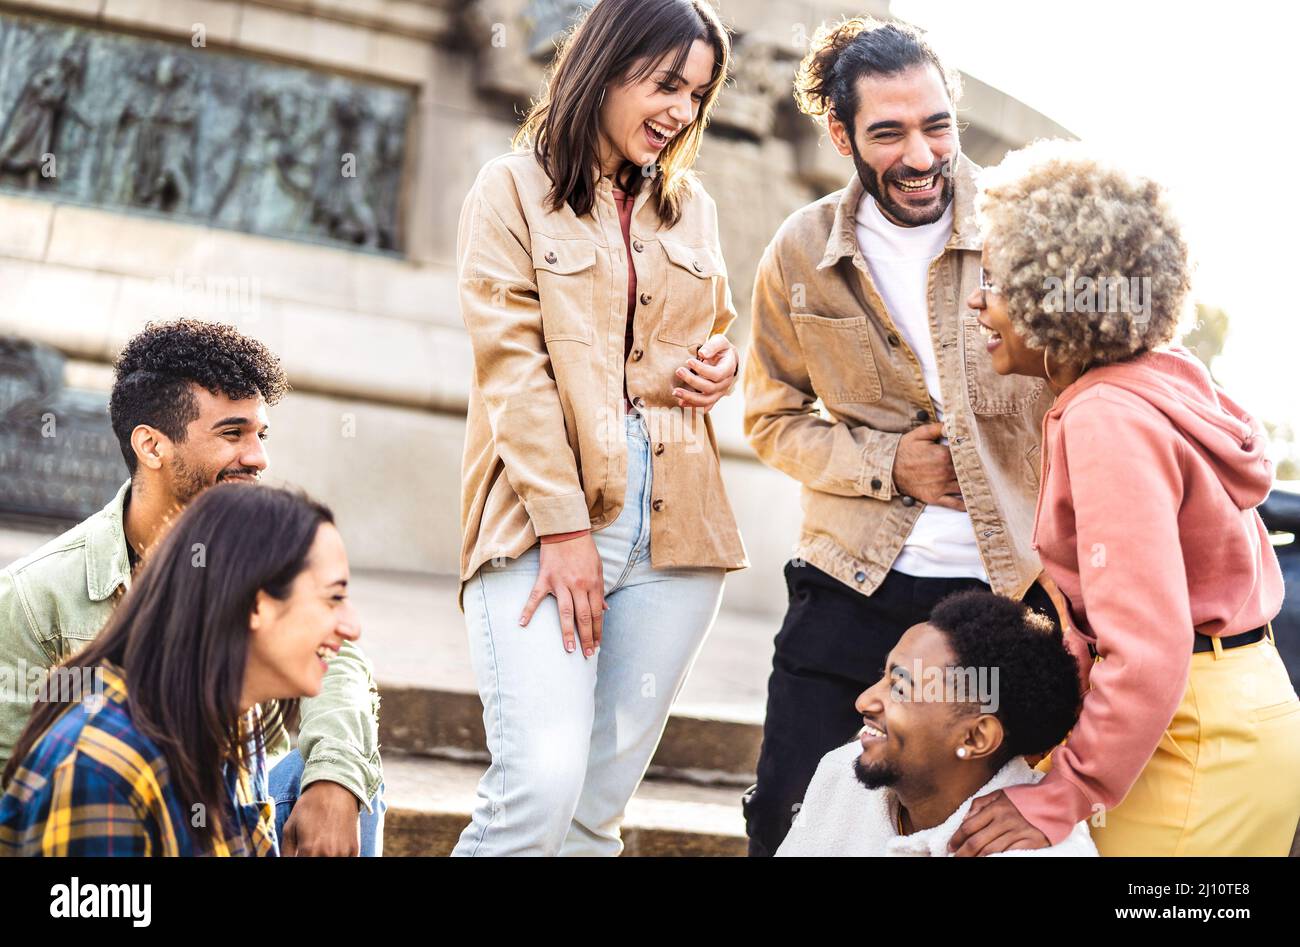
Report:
742,154,1051,599
456,151,749,604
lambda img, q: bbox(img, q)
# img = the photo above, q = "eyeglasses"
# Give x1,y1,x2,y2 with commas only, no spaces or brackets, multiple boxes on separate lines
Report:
978,267,1001,297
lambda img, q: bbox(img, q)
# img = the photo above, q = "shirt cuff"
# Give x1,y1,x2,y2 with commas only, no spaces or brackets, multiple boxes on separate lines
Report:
858,428,902,501
523,493,591,537
301,746,383,814
540,528,591,544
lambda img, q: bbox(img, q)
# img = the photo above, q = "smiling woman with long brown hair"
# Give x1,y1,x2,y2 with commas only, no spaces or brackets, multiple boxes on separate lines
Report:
453,0,748,856
0,484,361,856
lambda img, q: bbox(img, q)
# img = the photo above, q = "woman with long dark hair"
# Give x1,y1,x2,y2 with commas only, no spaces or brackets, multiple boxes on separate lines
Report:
454,0,748,855
0,484,360,856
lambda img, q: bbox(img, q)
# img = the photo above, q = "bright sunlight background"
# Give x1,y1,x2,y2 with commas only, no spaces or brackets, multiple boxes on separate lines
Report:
895,0,1300,450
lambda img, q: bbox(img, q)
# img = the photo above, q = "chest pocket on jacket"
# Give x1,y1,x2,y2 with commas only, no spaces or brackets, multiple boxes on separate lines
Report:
658,239,721,348
533,236,596,344
962,321,1044,415
790,313,882,405
57,621,106,661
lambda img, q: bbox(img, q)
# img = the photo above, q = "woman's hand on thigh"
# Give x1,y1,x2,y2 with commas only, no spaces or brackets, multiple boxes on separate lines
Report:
520,534,607,657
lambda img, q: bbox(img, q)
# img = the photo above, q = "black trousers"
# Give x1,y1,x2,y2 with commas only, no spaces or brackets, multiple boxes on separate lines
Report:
742,561,1055,857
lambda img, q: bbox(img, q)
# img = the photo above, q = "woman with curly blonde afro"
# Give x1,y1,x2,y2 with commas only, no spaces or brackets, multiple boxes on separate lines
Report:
947,140,1300,857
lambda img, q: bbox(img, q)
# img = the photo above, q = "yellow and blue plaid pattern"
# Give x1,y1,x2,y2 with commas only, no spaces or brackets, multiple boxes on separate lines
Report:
0,663,277,857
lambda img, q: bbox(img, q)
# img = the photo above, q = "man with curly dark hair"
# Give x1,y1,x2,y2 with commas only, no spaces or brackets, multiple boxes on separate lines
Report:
0,319,386,856
777,590,1096,856
741,16,1054,856
107,317,289,499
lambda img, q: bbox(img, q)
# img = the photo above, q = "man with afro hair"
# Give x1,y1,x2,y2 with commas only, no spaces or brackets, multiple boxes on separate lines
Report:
0,318,385,856
777,590,1096,856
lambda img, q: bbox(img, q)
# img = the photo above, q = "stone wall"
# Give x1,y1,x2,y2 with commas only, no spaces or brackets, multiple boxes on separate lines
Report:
0,0,1072,617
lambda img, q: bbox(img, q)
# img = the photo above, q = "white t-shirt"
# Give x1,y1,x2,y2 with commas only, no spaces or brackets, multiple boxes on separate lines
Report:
854,191,987,581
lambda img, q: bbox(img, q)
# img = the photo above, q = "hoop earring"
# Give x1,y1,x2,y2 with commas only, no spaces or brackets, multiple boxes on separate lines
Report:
1043,348,1062,389
597,86,606,109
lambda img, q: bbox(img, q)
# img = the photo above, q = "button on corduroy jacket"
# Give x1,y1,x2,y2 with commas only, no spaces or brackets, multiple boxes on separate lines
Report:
742,154,1050,599
456,151,748,604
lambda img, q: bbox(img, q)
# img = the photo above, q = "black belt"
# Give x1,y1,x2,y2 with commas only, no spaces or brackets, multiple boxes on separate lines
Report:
1192,625,1266,654
1086,625,1267,659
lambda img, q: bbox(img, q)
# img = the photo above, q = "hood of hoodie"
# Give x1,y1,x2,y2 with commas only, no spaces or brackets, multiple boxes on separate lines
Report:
1050,346,1273,511
1050,346,1274,509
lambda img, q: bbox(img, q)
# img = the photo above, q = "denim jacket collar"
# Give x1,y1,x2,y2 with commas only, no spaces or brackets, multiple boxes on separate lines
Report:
817,150,983,271
84,479,132,603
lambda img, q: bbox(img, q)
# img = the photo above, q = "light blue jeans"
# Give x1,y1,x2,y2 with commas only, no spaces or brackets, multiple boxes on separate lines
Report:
453,410,725,856
268,749,386,857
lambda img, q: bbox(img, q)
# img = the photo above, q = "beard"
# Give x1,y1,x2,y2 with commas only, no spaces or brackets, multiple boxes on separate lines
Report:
170,455,260,505
854,755,902,790
168,453,211,506
850,137,953,227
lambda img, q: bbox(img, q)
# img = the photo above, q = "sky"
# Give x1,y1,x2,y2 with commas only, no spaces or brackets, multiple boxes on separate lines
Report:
893,0,1300,448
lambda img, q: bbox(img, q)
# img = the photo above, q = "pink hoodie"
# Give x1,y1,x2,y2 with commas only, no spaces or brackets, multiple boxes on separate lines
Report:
1002,346,1284,845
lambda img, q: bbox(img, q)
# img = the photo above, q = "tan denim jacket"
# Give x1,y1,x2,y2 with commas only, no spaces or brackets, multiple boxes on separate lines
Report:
742,154,1050,599
456,151,748,602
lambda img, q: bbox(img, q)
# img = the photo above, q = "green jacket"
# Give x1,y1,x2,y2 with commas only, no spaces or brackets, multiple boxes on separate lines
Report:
0,481,383,809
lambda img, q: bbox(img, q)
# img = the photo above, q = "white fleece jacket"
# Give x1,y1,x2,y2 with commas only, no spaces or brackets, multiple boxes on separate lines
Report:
776,741,1099,857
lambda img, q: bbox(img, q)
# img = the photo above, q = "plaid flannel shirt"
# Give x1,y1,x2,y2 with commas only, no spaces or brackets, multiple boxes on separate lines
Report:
0,662,277,857
1,480,383,807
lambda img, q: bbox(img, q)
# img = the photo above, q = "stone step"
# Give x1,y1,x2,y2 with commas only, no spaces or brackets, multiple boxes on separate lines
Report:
381,751,747,857
379,684,762,786
352,568,778,785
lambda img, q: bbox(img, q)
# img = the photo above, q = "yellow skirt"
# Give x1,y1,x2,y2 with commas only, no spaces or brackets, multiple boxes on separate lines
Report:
1044,631,1300,856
